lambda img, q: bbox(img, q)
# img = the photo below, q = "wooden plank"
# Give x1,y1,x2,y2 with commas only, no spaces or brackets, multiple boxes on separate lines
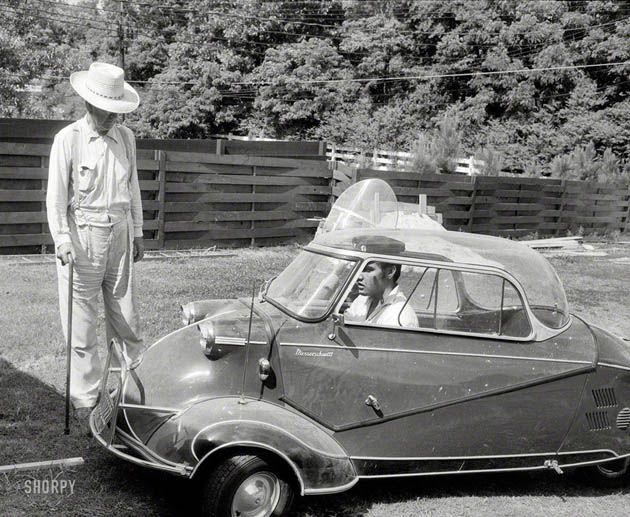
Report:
0,457,84,474
574,215,626,223
139,180,160,191
165,183,331,195
137,159,160,171
0,233,53,247
0,211,47,224
165,217,318,231
141,200,161,210
0,190,46,201
143,238,160,250
0,142,51,156
0,167,47,179
478,202,544,211
142,219,159,231
166,172,325,186
164,191,329,204
164,227,304,240
164,151,329,170
185,210,305,222
434,196,474,206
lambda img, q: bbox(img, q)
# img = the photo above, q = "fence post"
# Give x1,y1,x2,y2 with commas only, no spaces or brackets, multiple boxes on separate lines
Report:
216,139,225,155
467,175,478,232
40,154,48,254
554,179,567,236
156,150,167,249
250,165,256,248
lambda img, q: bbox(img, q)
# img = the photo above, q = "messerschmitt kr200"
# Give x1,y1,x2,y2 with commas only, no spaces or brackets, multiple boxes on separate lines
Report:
90,179,630,516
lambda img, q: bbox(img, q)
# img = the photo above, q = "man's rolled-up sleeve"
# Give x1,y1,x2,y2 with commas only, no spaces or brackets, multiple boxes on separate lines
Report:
46,132,72,249
127,130,143,238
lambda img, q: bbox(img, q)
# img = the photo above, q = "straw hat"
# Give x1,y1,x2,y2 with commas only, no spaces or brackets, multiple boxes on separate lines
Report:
70,62,139,114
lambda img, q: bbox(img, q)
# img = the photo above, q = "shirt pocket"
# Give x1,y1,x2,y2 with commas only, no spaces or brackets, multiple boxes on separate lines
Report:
77,160,98,194
115,152,131,189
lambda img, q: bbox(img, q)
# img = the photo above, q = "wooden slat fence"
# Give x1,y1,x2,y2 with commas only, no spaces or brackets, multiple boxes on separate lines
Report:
339,165,630,237
2,141,629,254
0,142,332,253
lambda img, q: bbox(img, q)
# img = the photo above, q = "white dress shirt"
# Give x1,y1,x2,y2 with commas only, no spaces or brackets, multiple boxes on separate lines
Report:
46,115,143,248
345,285,419,328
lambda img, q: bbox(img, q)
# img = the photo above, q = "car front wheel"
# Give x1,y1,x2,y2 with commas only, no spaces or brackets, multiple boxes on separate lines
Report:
201,454,294,517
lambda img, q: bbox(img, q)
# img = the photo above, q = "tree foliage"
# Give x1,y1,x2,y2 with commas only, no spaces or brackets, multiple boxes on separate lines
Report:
2,0,629,178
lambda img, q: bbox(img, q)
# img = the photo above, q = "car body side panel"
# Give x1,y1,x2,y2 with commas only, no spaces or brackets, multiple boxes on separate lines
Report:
277,317,595,457
339,374,588,462
146,398,355,493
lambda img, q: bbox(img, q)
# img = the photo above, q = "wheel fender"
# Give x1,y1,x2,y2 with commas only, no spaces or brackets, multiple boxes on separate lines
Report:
185,398,356,495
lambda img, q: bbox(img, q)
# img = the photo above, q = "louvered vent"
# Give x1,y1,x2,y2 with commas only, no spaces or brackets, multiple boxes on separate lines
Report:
586,411,611,431
592,388,617,408
617,408,630,431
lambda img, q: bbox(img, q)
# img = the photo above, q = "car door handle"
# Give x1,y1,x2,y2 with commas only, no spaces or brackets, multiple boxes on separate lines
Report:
365,395,382,412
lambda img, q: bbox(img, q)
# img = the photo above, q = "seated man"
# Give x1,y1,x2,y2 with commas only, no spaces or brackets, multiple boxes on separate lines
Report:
344,262,418,327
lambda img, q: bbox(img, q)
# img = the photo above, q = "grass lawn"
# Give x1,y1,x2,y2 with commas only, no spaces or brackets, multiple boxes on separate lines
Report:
1,242,630,516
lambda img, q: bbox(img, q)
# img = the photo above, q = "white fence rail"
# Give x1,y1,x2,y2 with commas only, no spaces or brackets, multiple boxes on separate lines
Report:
213,135,482,175
327,144,482,175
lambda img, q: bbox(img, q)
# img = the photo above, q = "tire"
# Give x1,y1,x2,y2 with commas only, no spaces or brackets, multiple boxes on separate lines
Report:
200,454,294,517
579,457,630,488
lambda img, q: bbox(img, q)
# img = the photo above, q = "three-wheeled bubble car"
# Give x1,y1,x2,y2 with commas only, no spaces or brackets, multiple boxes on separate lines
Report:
91,179,630,516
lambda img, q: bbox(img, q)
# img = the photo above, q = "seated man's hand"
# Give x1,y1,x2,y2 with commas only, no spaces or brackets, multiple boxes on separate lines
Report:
56,243,74,266
133,236,145,262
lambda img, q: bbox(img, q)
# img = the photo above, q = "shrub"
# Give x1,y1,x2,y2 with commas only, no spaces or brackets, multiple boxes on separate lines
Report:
474,147,504,176
410,115,462,174
410,133,438,175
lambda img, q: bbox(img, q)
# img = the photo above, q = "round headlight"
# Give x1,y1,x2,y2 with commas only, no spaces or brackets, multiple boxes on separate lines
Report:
181,303,193,327
198,321,216,355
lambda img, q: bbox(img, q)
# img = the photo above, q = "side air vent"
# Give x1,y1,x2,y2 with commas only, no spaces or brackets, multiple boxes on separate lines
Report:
592,388,617,408
617,408,630,431
586,411,611,431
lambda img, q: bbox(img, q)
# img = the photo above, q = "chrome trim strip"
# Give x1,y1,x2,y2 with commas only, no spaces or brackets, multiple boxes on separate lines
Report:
190,418,348,462
359,466,544,479
303,477,360,495
118,403,180,413
356,451,630,479
598,362,630,372
558,452,630,469
280,342,592,366
190,441,306,496
350,448,617,461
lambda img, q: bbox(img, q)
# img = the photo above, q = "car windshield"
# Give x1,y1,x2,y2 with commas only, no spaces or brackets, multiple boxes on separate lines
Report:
266,250,356,319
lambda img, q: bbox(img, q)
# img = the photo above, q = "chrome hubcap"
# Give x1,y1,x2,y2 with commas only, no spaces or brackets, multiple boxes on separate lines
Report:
231,471,280,517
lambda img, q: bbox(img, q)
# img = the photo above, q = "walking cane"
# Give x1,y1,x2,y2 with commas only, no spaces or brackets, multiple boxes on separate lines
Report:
64,256,74,435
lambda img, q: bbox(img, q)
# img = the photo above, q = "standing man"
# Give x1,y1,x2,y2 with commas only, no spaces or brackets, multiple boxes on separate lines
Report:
46,62,145,419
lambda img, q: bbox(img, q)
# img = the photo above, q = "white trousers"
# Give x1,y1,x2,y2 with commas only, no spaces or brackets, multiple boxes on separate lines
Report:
56,211,144,409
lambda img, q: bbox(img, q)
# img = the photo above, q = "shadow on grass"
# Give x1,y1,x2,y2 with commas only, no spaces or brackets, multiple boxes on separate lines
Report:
0,358,196,516
2,358,627,516
292,466,630,516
